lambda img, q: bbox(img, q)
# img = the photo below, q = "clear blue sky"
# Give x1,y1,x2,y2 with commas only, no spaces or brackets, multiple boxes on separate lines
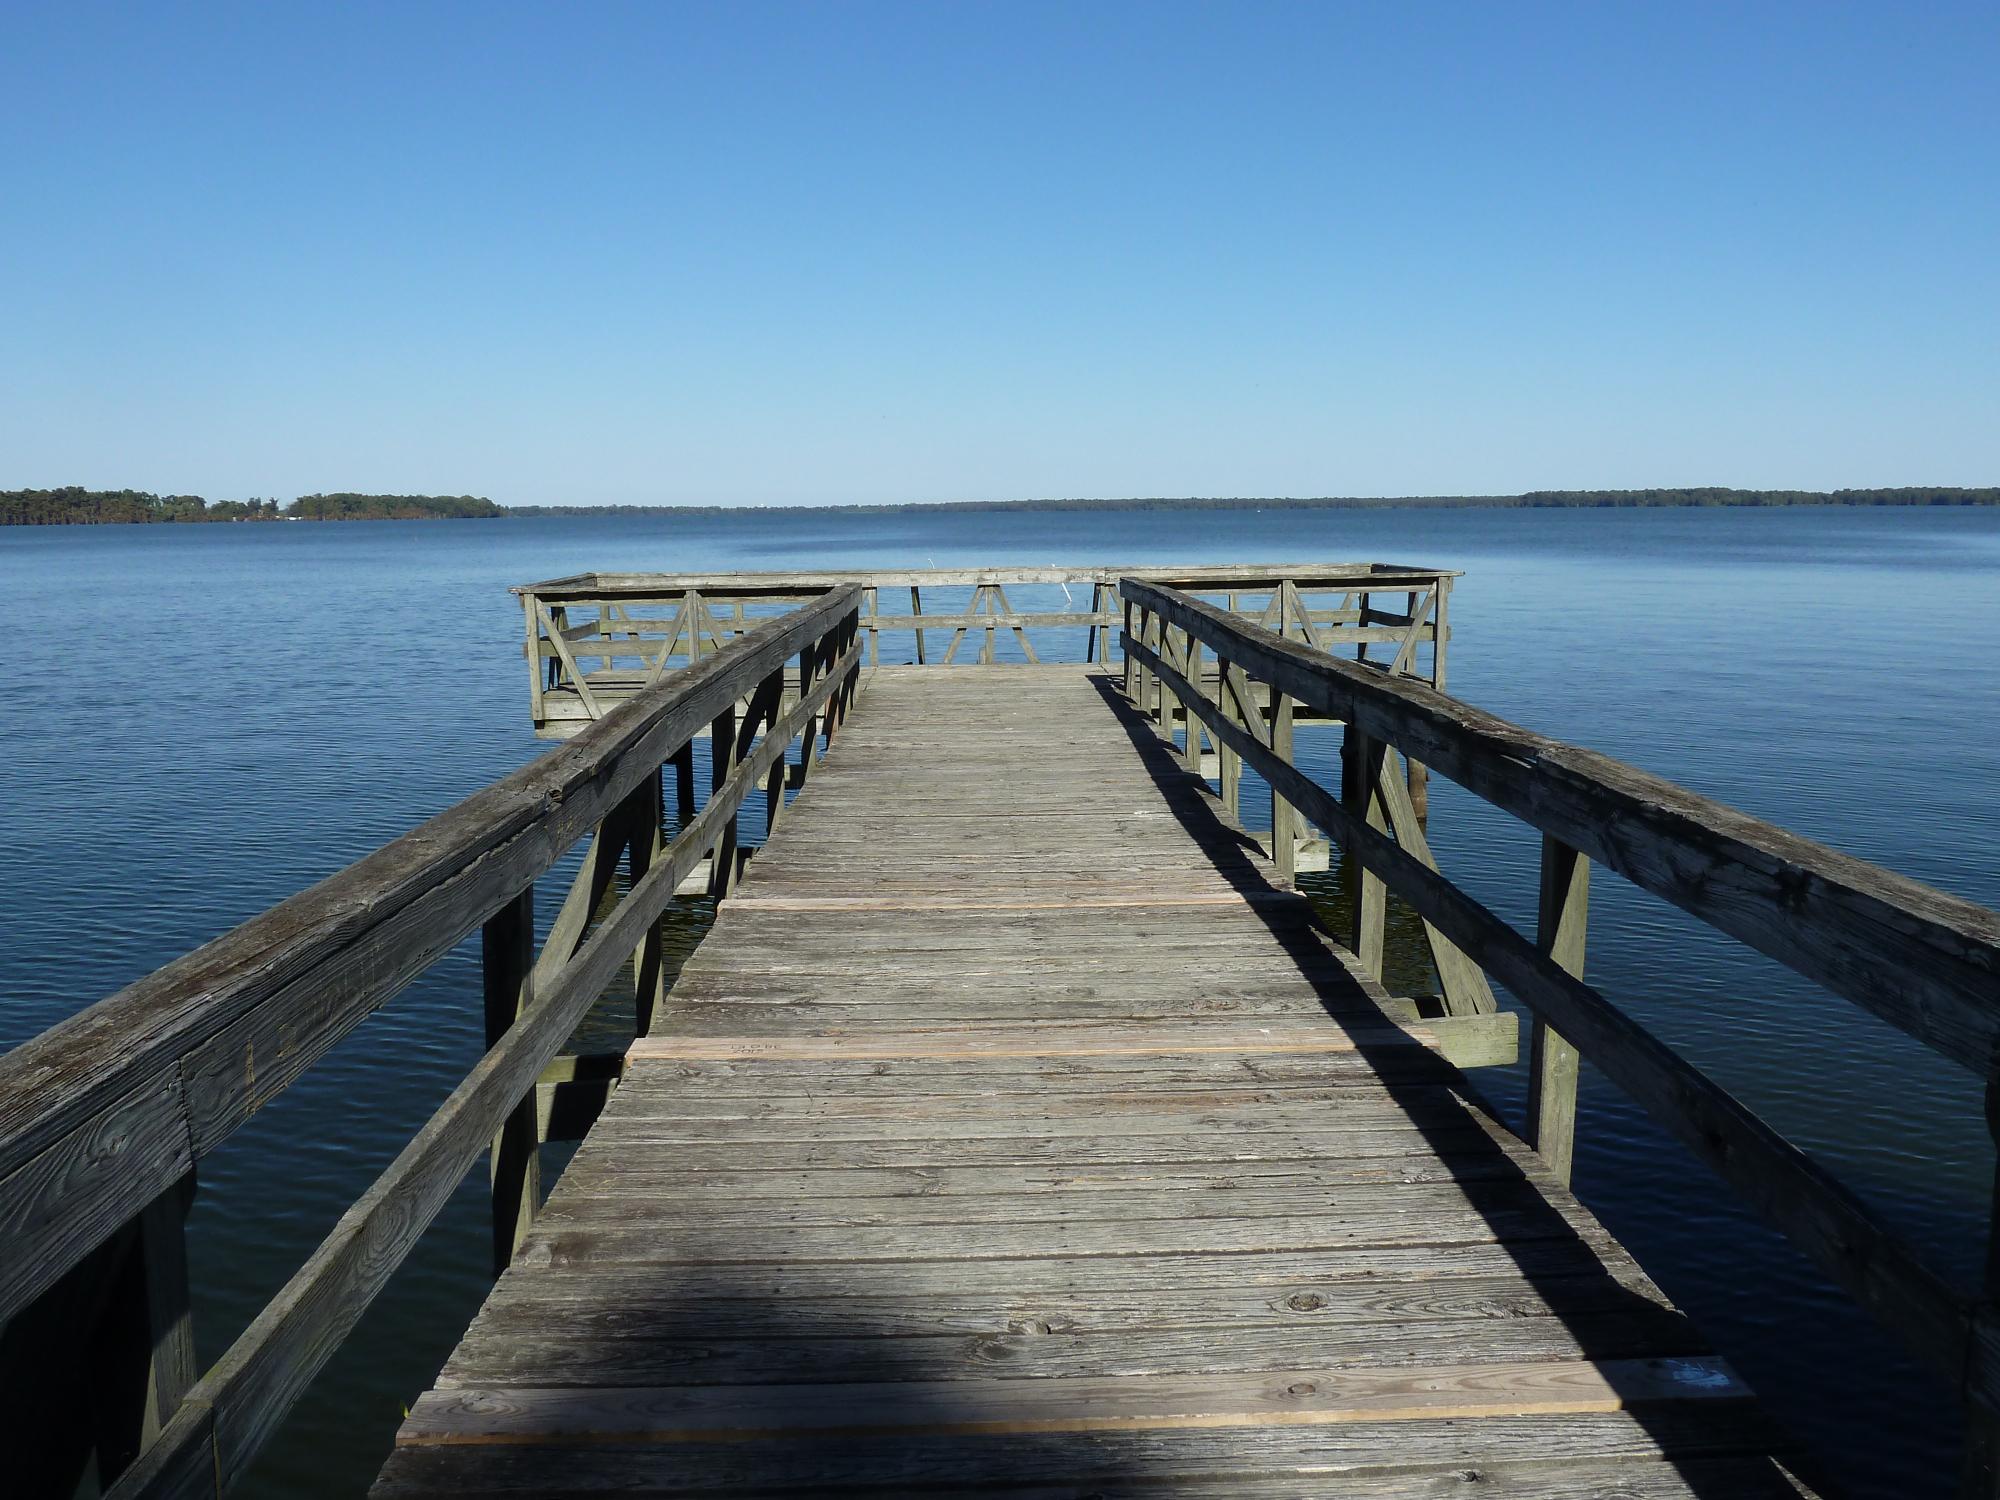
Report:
3,1,1994,505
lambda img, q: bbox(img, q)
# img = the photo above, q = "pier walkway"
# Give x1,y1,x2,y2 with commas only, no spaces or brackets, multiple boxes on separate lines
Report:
375,666,1806,1497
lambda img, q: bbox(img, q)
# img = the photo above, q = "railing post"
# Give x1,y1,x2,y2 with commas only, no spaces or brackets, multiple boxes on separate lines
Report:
911,585,926,664
0,1171,199,1493
1345,727,1384,970
707,704,739,899
1176,632,1208,776
1138,607,1155,708
1122,599,1138,697
1961,1083,2000,1498
522,592,545,726
760,664,792,840
1272,687,1297,883
1403,585,1431,824
484,885,538,1273
1218,653,1241,819
102,1178,198,1479
1181,634,1204,775
625,774,667,1037
834,610,860,728
1158,626,1177,734
671,743,695,829
1527,836,1589,1186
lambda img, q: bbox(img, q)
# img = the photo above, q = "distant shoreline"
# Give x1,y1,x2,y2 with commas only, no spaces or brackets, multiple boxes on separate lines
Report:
507,487,2000,517
4,485,1995,525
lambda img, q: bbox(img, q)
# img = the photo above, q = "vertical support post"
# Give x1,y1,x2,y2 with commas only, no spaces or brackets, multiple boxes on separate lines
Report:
865,587,880,667
132,1178,196,1449
1128,600,1144,700
1528,836,1589,1186
708,705,739,900
0,1175,201,1492
671,743,695,830
1432,576,1451,692
522,592,545,725
911,585,926,664
1345,729,1385,973
980,584,997,665
837,613,860,730
1404,585,1431,824
1340,588,1369,805
1962,1080,2000,1497
762,664,792,839
626,775,667,1036
1218,654,1241,820
1272,689,1297,883
1181,633,1204,774
484,886,538,1274
1131,607,1150,706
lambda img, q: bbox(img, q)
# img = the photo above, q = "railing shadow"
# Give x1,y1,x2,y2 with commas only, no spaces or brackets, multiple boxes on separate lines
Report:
1078,670,1829,1500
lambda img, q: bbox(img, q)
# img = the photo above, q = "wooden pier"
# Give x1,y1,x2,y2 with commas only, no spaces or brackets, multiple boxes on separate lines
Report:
3,567,1997,1497
377,663,1795,1497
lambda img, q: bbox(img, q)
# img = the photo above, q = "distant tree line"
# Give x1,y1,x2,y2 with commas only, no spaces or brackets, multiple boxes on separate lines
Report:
505,486,2000,517
6,485,1994,526
0,488,501,525
288,492,503,520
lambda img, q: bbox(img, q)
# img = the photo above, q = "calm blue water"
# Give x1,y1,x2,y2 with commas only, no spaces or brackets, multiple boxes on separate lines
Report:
3,505,1996,1496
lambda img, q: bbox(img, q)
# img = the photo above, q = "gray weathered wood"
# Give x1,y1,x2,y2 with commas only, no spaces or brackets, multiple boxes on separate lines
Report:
483,888,538,1274
1529,837,1589,1187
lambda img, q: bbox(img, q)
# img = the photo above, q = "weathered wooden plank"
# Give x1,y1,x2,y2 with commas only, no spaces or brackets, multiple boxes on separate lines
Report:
398,1356,1749,1444
549,1125,1522,1172
625,1017,1511,1064
466,1267,1674,1335
436,1314,1704,1390
374,1406,1789,1495
516,1205,1624,1266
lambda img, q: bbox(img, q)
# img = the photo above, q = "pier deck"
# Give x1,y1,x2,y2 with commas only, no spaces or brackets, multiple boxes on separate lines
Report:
376,666,1806,1497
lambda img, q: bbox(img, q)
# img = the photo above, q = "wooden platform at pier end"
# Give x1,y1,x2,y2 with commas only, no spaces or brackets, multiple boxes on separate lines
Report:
376,666,1812,1498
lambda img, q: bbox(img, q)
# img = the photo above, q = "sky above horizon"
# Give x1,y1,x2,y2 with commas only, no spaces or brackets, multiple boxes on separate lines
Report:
3,1,1995,507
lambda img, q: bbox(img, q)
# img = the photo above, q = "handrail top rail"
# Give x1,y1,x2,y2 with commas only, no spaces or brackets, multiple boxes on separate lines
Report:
1121,577,2000,1077
514,561,1459,600
0,586,866,1190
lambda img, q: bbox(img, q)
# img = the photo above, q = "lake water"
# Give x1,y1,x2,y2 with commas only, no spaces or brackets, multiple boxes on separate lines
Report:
3,504,1996,1496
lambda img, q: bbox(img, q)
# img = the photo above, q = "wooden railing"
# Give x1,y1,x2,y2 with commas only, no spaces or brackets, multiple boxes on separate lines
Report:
1119,577,2000,1489
514,562,1455,737
0,587,864,1498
